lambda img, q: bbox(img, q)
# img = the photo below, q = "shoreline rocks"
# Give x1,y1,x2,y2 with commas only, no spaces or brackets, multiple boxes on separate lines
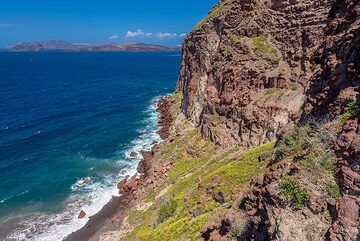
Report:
78,210,86,219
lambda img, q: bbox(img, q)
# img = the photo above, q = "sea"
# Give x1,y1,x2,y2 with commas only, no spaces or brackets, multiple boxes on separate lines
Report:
0,51,180,240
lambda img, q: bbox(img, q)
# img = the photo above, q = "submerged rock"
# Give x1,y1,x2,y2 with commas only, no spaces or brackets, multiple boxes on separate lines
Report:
129,151,137,158
83,177,92,184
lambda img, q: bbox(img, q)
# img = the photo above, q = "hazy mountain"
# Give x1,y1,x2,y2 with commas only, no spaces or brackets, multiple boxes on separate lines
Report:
9,40,181,52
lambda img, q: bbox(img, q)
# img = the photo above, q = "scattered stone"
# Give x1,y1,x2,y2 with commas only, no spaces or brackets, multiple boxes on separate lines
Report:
213,191,226,204
129,151,137,158
193,207,203,218
258,152,268,162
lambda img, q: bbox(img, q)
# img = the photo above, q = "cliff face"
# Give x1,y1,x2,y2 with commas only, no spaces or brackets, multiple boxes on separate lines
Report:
177,0,333,147
303,0,360,239
176,0,360,240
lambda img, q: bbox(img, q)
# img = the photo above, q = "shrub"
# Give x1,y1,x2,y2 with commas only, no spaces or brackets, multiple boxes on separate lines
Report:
339,100,359,126
276,126,312,158
158,199,177,223
346,100,359,115
280,176,309,209
290,82,299,91
327,182,341,199
229,219,249,238
253,36,277,57
339,112,352,126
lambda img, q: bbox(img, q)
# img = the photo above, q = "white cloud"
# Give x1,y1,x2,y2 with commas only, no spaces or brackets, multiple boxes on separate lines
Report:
109,35,119,40
125,29,152,38
124,29,184,39
156,32,177,38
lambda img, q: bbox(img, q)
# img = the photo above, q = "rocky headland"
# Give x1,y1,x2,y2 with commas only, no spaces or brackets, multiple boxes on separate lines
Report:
9,40,181,52
67,0,359,240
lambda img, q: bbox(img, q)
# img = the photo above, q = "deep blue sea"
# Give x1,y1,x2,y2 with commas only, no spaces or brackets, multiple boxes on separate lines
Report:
0,51,179,240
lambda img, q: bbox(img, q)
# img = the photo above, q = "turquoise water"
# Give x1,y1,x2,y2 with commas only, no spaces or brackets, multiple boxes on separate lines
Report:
0,52,179,240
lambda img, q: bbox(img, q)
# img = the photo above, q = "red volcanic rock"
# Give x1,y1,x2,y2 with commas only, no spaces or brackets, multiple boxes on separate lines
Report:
111,214,122,223
117,179,127,190
78,210,86,219
208,230,227,241
328,196,360,241
231,187,244,202
340,166,360,193
125,178,138,191
156,97,175,140
307,193,327,214
177,0,332,148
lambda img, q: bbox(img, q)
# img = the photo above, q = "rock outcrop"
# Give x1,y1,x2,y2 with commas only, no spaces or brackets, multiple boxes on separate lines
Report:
302,1,360,240
177,0,333,147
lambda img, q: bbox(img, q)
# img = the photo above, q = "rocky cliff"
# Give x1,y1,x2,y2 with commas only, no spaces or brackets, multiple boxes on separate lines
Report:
176,0,360,240
177,0,333,147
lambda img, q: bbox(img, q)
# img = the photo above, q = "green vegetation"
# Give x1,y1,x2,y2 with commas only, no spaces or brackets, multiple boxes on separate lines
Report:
276,126,336,176
170,92,183,117
339,100,359,126
276,126,312,158
324,210,332,221
144,188,156,202
280,176,309,209
228,32,241,44
339,112,352,125
209,114,221,124
158,199,178,223
193,0,232,31
327,182,341,199
126,134,275,240
263,87,287,101
128,210,146,225
253,36,277,58
290,82,299,91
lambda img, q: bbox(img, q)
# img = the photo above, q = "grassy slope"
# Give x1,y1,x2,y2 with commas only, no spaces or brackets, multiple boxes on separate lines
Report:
119,93,275,241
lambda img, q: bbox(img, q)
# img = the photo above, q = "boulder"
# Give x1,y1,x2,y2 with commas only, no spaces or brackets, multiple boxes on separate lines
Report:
117,179,127,190
78,210,86,219
129,151,138,158
213,191,226,204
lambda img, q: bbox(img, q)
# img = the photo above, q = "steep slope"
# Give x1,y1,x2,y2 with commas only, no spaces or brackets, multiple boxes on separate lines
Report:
174,0,359,240
177,0,333,147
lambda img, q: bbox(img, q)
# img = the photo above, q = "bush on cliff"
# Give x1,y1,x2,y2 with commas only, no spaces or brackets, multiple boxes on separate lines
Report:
280,176,309,209
158,198,177,223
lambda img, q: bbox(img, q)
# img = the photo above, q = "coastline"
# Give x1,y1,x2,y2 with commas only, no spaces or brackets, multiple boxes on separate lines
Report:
64,96,175,241
0,95,168,241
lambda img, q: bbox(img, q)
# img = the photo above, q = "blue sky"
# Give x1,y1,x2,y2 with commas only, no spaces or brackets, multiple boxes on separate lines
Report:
0,0,218,47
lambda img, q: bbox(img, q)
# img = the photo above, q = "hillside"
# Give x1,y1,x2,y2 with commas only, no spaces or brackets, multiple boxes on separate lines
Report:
70,0,359,240
9,41,180,52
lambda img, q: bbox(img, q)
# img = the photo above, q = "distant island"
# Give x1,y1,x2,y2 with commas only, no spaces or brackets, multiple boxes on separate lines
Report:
8,40,181,52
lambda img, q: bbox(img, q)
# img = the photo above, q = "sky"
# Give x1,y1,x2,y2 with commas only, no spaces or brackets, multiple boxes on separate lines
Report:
0,0,219,48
